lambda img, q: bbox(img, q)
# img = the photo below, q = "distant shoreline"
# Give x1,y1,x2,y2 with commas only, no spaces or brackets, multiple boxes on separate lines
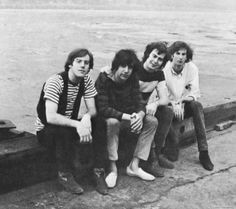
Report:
0,0,235,12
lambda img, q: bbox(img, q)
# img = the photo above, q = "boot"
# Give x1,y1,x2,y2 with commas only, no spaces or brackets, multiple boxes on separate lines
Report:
145,148,164,177
58,171,84,195
93,168,108,195
199,150,214,171
165,147,179,162
159,154,174,169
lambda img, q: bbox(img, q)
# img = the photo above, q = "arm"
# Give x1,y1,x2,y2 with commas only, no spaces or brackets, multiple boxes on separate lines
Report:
95,73,124,120
182,64,200,102
45,99,92,143
81,97,97,132
146,81,169,116
130,76,145,133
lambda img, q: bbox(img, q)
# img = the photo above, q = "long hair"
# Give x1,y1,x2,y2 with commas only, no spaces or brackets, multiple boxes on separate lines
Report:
64,48,94,71
111,49,140,74
142,41,168,68
167,41,193,62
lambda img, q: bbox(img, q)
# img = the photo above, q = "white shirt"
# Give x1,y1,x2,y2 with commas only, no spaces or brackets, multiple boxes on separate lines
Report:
163,61,200,101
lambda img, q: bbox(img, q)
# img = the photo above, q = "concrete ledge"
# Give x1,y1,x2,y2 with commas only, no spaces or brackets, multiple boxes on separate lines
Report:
1,101,236,194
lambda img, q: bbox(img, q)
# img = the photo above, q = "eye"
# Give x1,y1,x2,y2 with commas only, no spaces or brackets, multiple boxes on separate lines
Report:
75,59,82,63
84,61,89,65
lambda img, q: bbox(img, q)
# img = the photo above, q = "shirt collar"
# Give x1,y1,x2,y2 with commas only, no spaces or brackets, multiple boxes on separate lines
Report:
171,67,183,77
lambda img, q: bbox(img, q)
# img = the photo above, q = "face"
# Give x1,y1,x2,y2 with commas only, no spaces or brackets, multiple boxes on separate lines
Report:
143,49,166,73
69,55,90,78
172,48,187,67
113,65,133,83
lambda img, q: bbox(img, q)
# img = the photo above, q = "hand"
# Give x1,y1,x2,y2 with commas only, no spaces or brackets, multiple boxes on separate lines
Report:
172,102,184,121
146,102,158,116
75,121,92,144
81,113,92,132
130,113,143,134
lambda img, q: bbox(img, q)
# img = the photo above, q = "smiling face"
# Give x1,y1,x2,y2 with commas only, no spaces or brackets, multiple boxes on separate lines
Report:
113,65,133,83
69,55,90,78
143,49,166,73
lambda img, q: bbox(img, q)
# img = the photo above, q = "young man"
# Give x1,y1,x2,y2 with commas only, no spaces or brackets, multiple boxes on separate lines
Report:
36,48,108,195
163,41,214,171
95,49,158,188
137,42,178,177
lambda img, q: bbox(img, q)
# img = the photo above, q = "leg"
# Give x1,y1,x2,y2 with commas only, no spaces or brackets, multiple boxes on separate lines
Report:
104,118,121,188
164,124,179,162
37,125,84,194
126,115,157,181
185,101,208,151
154,106,175,168
154,106,175,152
185,101,214,170
91,117,108,194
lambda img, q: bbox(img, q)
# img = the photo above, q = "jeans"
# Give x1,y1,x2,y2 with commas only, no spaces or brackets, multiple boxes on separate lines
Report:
154,106,178,153
105,115,158,161
184,101,208,151
37,119,106,172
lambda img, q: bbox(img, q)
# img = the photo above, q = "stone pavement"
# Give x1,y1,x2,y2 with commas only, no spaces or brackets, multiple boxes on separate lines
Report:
0,125,236,209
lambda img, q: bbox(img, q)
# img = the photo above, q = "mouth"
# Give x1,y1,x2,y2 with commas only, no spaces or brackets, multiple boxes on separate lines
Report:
151,62,159,68
78,70,86,74
121,74,130,79
177,60,183,64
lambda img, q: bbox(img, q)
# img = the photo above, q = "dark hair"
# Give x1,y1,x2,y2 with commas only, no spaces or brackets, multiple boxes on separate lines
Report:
111,49,140,73
167,41,193,62
64,48,94,71
142,41,168,68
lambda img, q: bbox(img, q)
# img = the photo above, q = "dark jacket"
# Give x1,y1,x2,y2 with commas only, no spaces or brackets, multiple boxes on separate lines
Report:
95,71,145,121
36,71,84,125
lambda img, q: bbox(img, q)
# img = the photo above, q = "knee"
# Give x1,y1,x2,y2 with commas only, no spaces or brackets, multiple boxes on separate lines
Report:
144,115,158,128
106,118,120,128
163,106,174,118
157,105,174,119
47,125,73,136
189,101,203,111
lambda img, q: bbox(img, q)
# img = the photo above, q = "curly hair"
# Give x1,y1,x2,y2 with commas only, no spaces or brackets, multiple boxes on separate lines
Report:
142,41,168,68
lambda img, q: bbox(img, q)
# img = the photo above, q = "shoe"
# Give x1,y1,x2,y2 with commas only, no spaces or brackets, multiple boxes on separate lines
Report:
105,172,118,188
165,147,179,162
159,154,174,169
126,166,155,181
93,168,108,195
145,160,164,177
58,172,84,194
199,151,214,171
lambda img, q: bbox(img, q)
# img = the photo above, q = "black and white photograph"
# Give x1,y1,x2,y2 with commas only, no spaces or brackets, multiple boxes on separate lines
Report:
0,0,236,208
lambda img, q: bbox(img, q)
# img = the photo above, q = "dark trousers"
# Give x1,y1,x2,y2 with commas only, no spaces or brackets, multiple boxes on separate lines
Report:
37,119,106,173
184,101,208,151
154,105,178,154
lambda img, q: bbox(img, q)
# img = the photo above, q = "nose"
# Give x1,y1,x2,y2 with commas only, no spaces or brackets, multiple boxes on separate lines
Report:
124,66,129,72
80,61,85,68
153,57,159,64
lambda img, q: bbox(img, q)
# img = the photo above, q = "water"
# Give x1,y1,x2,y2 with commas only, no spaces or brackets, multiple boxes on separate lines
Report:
0,8,236,132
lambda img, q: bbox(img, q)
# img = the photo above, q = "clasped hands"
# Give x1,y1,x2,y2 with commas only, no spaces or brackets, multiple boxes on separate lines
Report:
130,112,143,134
75,113,93,144
171,101,185,121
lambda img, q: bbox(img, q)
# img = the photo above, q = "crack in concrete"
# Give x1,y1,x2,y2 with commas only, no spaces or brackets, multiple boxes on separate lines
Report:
135,164,236,209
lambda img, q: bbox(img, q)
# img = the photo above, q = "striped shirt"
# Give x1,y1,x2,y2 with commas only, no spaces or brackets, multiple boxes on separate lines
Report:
137,66,166,103
35,73,97,131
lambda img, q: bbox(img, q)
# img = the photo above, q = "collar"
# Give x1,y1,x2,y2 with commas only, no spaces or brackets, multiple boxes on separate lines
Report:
170,64,184,77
